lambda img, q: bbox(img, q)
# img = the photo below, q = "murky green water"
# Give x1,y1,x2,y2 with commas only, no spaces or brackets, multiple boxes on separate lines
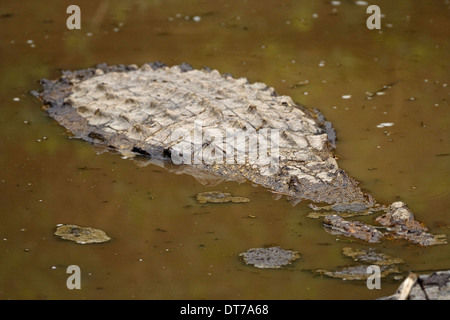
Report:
0,0,449,299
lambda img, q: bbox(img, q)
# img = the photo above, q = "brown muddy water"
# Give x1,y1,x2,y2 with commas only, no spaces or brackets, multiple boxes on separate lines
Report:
0,0,449,300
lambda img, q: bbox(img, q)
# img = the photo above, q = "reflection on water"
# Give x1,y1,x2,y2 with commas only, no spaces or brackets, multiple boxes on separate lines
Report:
0,0,448,299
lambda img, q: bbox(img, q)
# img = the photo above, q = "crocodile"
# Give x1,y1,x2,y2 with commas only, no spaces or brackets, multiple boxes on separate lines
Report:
33,62,373,206
32,62,445,246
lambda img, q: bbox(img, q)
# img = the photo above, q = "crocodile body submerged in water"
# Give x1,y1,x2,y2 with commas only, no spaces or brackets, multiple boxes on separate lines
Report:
32,62,445,246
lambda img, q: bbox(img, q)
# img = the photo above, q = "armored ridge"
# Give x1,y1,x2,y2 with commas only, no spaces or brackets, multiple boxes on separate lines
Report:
33,62,373,209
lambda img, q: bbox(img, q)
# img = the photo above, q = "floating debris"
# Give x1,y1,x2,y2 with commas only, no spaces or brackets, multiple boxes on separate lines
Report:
314,264,400,281
342,247,404,266
196,191,250,204
376,122,394,128
376,201,447,246
239,246,300,269
54,224,111,244
307,201,384,218
307,210,372,219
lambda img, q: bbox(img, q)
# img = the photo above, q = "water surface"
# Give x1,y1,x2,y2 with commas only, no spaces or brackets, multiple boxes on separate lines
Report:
0,0,449,299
